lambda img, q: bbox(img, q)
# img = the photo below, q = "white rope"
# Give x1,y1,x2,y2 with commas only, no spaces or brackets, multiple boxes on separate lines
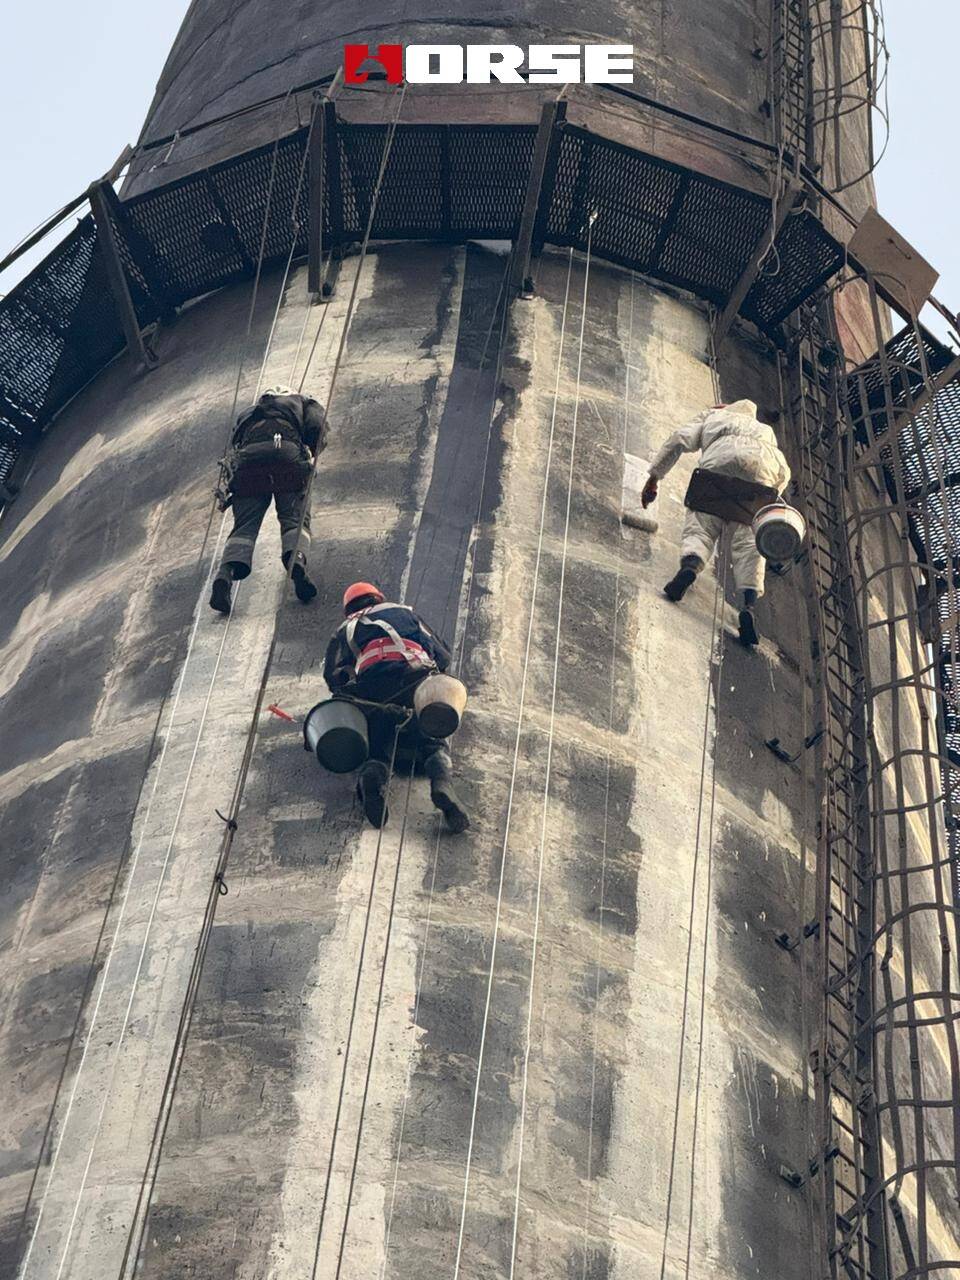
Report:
508,215,596,1278
51,601,238,1278
451,246,576,1279
23,99,313,1269
581,265,636,1275
17,519,231,1276
376,809,444,1280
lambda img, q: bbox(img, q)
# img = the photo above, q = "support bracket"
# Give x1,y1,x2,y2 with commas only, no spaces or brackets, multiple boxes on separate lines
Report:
308,92,326,298
774,918,821,952
715,176,803,345
88,181,158,371
766,725,823,764
508,99,566,299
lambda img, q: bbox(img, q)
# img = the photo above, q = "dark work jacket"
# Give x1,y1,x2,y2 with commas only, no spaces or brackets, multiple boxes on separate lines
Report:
323,602,451,693
232,392,328,454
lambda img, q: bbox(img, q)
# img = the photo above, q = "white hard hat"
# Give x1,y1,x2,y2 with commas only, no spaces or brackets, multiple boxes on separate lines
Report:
262,384,294,397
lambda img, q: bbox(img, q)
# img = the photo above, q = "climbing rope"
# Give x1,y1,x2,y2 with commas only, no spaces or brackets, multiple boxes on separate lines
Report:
18,86,308,1280
40,96,317,1280
508,214,596,1279
682,546,729,1276
308,726,411,1280
376,245,518,1279
451,244,577,1279
328,766,417,1280
657,315,729,1280
580,264,637,1275
111,81,408,1278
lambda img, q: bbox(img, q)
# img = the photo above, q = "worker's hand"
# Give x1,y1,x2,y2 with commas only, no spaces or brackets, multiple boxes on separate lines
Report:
641,476,659,508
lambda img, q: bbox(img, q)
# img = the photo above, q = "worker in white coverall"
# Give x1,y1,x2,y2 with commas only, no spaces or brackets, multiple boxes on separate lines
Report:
641,400,791,647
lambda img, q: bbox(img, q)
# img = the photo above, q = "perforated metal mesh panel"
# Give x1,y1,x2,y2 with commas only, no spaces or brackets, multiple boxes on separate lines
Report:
742,209,845,329
123,132,310,306
545,127,772,302
0,116,849,482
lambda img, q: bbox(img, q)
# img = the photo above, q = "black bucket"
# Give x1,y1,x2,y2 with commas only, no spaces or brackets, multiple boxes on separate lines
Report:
303,699,369,773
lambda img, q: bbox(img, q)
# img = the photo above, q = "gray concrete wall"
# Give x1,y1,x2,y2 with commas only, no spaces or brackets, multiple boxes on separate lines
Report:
0,236,822,1278
6,1,952,1278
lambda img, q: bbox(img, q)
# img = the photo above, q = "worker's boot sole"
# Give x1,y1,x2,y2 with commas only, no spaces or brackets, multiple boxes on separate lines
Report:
209,575,232,615
359,766,390,829
291,563,317,604
738,608,759,647
664,567,697,603
431,783,470,834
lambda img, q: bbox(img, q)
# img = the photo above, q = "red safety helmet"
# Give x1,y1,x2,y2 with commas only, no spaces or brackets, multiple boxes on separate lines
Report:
343,581,385,614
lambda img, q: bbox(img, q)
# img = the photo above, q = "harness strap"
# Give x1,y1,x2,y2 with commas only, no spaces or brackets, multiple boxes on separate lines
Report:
343,606,435,673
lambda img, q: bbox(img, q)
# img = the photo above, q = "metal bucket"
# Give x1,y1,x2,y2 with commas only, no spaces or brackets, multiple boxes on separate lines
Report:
414,674,468,738
303,698,369,773
752,502,807,562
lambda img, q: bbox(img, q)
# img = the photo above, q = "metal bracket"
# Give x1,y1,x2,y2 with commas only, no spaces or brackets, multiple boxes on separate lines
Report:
782,1143,840,1189
324,100,345,259
715,176,803,346
88,181,158,371
308,92,326,298
508,99,566,299
766,725,824,764
774,918,820,952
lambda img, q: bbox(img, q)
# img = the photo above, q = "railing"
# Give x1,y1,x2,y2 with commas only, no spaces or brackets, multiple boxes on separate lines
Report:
0,109,848,504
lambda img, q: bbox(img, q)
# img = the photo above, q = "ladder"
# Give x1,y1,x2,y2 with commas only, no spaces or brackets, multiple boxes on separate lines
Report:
786,303,890,1280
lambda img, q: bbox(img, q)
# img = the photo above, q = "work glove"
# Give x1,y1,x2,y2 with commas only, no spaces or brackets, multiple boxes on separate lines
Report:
641,476,659,508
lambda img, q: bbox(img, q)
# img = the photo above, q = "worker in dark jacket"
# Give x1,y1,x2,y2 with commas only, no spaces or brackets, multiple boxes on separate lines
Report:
324,581,470,833
210,385,328,614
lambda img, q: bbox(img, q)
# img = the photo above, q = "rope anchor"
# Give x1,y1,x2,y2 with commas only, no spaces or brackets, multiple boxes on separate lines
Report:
765,726,823,764
215,808,238,832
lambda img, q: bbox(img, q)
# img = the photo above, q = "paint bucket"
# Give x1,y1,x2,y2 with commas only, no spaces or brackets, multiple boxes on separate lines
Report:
752,502,807,562
414,674,468,738
303,699,369,773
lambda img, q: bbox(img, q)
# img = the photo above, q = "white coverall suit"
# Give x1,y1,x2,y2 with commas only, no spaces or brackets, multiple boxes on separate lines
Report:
649,400,791,597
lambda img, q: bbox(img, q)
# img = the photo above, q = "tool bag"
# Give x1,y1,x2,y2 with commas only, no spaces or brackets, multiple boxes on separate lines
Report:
221,418,313,499
684,468,779,526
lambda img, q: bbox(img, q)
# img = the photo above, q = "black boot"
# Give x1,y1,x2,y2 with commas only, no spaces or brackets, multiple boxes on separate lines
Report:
738,588,759,647
283,551,317,604
359,760,390,829
292,563,317,603
209,569,233,615
425,751,470,834
664,554,704,603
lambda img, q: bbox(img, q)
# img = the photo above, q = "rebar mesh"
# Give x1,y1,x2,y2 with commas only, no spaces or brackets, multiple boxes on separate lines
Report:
791,299,960,1280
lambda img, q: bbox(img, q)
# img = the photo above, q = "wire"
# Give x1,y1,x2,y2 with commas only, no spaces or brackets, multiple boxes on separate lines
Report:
109,81,407,1279
330,770,416,1280
657,315,728,1280
451,246,577,1280
580,265,636,1275
308,729,407,1280
32,90,314,1280
508,215,596,1278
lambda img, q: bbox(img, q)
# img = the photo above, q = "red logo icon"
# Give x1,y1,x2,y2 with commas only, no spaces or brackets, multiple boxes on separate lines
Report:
344,44,404,85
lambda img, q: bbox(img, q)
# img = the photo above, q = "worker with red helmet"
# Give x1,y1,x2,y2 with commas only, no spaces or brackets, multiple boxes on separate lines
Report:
322,582,470,833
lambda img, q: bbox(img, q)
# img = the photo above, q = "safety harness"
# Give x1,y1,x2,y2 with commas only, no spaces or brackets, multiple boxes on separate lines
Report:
219,415,313,503
344,609,437,677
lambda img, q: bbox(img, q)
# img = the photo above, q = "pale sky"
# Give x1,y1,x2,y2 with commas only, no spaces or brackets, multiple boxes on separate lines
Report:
0,1,956,346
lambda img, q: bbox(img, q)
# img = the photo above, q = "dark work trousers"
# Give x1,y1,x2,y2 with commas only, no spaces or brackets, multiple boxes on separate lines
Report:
220,488,310,579
355,664,451,774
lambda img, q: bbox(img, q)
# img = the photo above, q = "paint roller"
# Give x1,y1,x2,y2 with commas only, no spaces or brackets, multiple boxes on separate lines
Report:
621,509,659,533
